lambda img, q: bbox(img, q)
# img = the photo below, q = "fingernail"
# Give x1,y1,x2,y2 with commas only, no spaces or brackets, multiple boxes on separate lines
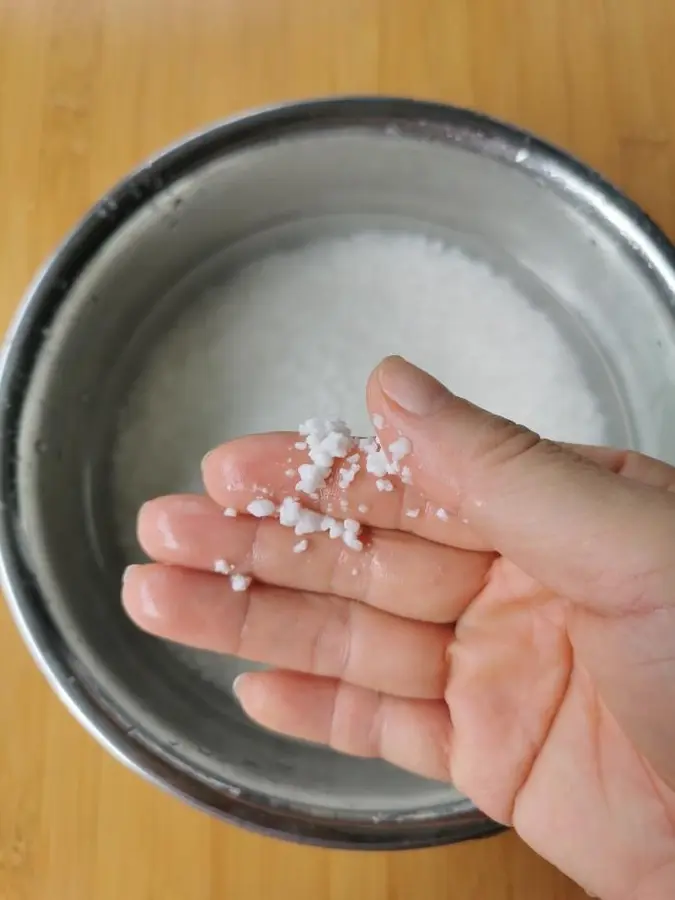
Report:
122,564,138,584
232,673,248,701
157,511,179,551
138,576,163,620
201,449,213,470
378,356,448,417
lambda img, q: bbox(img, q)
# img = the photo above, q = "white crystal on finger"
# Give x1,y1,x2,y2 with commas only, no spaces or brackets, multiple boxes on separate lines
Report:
246,499,276,518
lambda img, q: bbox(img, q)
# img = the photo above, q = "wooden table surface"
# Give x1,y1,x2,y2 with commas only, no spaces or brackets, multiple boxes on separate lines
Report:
1,1,674,897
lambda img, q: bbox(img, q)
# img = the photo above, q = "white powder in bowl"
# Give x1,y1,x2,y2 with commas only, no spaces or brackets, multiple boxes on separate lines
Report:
114,234,607,549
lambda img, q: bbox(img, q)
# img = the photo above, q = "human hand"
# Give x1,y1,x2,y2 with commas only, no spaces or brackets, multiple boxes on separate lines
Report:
123,356,675,900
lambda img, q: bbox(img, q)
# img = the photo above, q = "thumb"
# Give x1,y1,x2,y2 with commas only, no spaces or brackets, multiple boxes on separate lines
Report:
368,356,675,617
369,357,675,787
369,356,675,790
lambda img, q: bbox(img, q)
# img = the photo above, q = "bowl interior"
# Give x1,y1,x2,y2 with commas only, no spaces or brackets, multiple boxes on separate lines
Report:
12,122,675,829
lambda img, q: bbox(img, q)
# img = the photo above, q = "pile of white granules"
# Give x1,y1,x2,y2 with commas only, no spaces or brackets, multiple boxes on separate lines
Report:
233,418,413,565
112,232,608,677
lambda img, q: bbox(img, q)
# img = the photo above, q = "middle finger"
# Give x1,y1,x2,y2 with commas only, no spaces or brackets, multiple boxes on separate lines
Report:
138,494,493,623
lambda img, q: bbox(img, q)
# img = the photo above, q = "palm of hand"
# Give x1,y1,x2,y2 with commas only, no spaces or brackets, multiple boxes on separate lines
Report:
449,556,675,898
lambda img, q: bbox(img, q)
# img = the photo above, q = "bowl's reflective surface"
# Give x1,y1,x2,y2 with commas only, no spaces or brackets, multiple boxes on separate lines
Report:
3,99,675,847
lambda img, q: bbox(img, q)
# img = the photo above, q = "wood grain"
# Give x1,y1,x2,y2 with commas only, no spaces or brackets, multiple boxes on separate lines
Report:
1,0,674,897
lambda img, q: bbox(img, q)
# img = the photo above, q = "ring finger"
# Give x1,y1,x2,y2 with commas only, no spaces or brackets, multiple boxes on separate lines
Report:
122,563,452,699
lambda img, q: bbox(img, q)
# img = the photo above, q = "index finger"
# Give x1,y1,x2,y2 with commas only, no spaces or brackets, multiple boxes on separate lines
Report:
201,432,491,551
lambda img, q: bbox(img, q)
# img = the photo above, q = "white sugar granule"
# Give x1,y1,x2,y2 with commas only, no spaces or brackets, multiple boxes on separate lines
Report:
376,478,394,492
279,497,302,527
388,436,412,462
436,508,450,522
364,445,389,477
112,232,607,562
293,509,325,536
338,460,360,489
296,463,325,494
246,498,276,518
293,540,309,554
324,518,345,539
343,532,364,552
295,417,355,496
214,559,231,574
223,507,238,518
405,508,420,519
230,574,252,593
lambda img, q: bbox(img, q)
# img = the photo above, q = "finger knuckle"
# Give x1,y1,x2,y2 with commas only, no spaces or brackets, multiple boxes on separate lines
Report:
307,595,353,680
469,416,543,476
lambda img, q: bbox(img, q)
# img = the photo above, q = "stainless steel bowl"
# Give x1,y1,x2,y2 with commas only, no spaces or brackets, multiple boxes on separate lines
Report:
3,97,675,849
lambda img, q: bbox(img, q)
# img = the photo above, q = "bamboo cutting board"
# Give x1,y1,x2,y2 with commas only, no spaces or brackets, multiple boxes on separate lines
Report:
1,1,674,897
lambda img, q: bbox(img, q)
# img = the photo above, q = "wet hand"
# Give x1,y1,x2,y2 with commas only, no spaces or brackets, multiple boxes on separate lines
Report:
123,357,675,900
